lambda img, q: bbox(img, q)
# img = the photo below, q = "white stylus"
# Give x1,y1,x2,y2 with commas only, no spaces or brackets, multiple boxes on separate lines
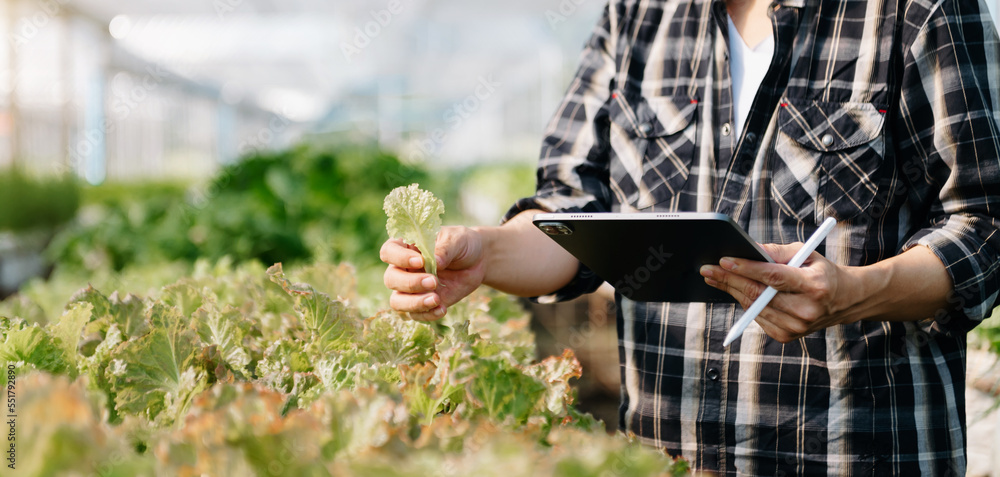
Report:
723,217,838,347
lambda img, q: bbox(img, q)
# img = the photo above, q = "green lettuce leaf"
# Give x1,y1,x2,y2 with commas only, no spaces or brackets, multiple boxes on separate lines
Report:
268,263,362,353
256,338,309,392
47,302,93,372
161,281,208,317
466,357,547,426
0,323,72,375
81,322,125,421
400,343,476,426
109,303,206,423
193,301,252,379
71,286,148,339
383,184,445,276
319,387,411,459
292,262,358,303
362,310,437,366
525,349,583,416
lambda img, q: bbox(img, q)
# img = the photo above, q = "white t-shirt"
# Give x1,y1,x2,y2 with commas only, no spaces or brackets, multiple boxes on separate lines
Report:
727,16,774,138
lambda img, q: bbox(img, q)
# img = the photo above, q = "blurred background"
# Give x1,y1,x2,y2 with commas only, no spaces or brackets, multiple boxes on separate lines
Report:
0,0,612,177
0,0,632,433
0,0,608,292
1,0,1000,471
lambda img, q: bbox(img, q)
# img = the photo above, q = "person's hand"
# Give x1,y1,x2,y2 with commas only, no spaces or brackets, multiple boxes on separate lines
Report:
699,243,865,343
380,226,487,321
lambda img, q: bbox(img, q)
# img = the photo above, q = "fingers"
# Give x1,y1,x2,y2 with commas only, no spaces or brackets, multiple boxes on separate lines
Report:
380,239,425,269
389,291,446,319
712,255,809,292
702,243,842,344
381,227,487,322
702,269,808,343
383,247,443,320
701,264,772,308
701,270,805,343
383,228,481,273
383,265,438,294
381,237,441,315
388,290,441,311
753,313,803,344
700,263,807,320
702,262,828,343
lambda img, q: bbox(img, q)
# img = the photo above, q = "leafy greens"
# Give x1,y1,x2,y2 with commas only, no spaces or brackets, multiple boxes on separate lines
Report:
1,259,689,476
383,184,445,277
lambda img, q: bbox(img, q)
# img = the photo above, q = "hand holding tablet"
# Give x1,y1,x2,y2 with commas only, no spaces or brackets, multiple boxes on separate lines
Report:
722,217,838,347
534,212,838,346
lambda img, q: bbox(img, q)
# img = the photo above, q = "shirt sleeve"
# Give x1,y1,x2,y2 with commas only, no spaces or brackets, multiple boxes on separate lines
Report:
500,2,620,303
897,0,1000,325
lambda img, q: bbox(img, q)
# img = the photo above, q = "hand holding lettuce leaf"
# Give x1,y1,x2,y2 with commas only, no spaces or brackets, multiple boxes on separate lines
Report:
383,184,445,277
381,185,498,323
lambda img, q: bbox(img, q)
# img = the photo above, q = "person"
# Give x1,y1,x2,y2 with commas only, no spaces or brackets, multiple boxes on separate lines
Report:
381,0,1000,474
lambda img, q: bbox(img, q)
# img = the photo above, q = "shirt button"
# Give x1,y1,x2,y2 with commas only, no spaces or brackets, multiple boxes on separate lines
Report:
707,368,720,381
744,132,757,146
821,134,835,147
639,123,652,135
721,123,732,136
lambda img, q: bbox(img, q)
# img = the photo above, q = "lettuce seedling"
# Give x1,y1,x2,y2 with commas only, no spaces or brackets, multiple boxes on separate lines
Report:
383,184,445,277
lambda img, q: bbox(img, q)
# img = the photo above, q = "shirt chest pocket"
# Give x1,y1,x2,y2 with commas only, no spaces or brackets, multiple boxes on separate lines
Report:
606,91,699,210
771,100,887,223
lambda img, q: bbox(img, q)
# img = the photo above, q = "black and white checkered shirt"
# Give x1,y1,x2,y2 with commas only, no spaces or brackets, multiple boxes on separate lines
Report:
504,0,1000,474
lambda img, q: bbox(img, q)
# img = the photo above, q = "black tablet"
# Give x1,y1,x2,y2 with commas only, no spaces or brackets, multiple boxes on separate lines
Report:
532,212,773,303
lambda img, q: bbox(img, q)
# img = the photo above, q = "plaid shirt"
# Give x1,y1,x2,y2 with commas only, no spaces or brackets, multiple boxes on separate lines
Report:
504,0,1000,474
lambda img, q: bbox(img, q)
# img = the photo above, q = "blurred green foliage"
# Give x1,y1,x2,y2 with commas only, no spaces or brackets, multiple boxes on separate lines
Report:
78,180,189,206
972,308,1000,355
0,168,81,232
437,162,537,226
46,145,428,271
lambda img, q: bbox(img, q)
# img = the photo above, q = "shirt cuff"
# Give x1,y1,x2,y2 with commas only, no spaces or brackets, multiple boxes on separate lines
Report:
902,222,1000,328
501,196,606,303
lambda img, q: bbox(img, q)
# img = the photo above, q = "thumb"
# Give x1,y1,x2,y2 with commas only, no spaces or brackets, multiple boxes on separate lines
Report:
760,242,805,265
434,226,482,271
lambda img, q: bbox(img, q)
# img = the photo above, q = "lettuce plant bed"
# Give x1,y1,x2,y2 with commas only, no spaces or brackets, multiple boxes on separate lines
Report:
0,260,688,476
